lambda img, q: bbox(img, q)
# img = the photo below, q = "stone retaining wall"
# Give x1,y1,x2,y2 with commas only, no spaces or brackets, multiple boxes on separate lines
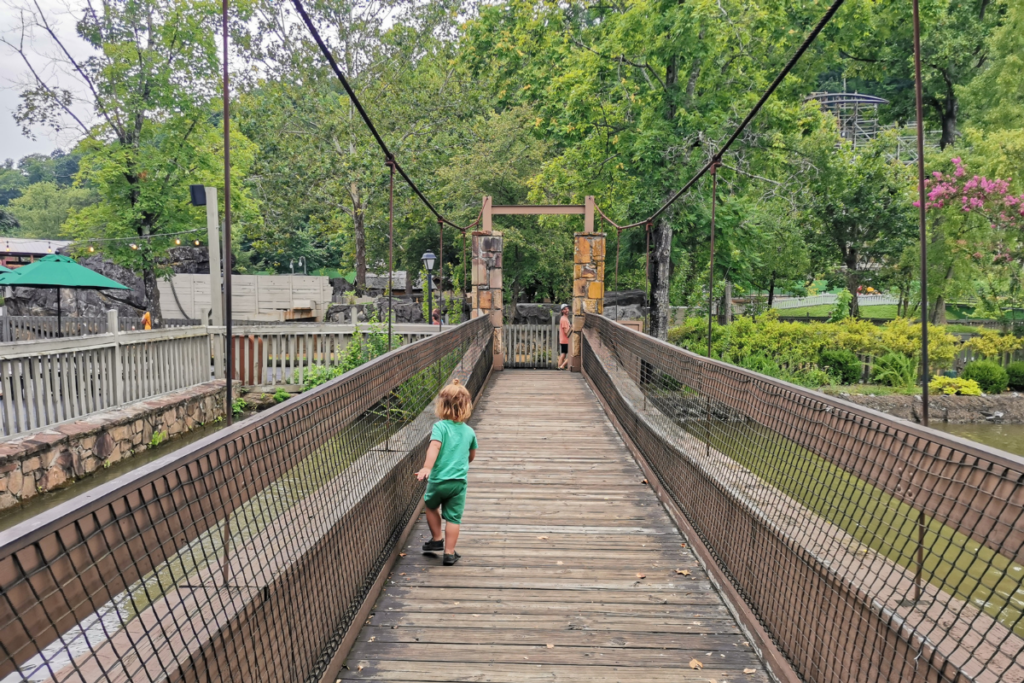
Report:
0,380,236,509
832,392,1024,424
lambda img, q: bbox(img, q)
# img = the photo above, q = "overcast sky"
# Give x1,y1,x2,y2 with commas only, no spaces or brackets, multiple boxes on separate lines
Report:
0,0,91,162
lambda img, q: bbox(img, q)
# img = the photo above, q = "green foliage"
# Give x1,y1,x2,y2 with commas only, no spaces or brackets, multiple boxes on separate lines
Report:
961,360,1009,394
303,313,398,391
148,430,168,448
231,398,248,417
1006,361,1024,390
929,376,983,396
819,349,862,385
273,388,291,404
962,328,1024,359
7,182,96,239
827,289,853,323
871,353,918,389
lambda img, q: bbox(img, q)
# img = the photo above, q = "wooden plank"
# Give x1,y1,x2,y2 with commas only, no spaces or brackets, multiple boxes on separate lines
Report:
340,370,769,682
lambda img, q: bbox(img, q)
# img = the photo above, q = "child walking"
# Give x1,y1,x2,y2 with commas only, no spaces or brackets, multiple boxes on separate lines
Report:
416,379,477,566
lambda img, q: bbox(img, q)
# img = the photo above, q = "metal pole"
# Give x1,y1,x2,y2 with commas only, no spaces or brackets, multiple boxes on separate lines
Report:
912,0,929,604
426,268,432,330
707,163,719,358
387,159,394,351
222,0,233,428
645,223,651,334
220,0,233,588
614,229,621,322
912,0,929,428
438,219,444,333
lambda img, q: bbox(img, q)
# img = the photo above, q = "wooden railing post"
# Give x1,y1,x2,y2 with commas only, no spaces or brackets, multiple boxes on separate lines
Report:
108,309,123,405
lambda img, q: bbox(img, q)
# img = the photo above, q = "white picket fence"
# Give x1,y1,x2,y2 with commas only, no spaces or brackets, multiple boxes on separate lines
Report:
504,323,561,369
209,322,442,387
1,312,212,438
772,294,900,310
0,310,445,438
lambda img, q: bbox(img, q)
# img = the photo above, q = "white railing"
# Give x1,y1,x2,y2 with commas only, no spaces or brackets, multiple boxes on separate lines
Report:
504,323,560,369
207,322,443,387
1,311,212,438
0,315,108,342
772,293,900,310
0,315,447,437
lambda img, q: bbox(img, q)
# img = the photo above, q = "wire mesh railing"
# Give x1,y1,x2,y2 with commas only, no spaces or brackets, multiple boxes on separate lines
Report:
0,315,491,683
582,314,1024,683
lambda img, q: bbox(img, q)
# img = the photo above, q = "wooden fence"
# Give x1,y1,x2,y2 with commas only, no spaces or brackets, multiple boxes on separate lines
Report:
209,323,441,386
0,315,200,341
503,323,560,369
1,312,212,438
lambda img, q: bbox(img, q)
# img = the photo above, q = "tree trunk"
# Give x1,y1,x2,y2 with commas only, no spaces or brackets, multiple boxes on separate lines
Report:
143,266,161,321
931,295,948,325
939,88,958,150
649,213,673,339
767,273,776,308
844,252,860,318
350,182,366,290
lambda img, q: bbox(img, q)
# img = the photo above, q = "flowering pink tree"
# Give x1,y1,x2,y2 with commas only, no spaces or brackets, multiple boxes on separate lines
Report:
915,158,1024,324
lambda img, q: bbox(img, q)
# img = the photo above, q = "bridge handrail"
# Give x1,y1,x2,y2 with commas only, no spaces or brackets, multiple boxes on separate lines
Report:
0,315,491,682
582,313,1024,683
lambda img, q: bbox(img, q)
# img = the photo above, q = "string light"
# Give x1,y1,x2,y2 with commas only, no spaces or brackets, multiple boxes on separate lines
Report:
175,238,181,245
130,243,138,250
194,239,201,246
88,246,95,252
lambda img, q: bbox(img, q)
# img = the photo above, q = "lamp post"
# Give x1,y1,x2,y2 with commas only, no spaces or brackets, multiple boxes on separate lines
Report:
422,251,436,326
299,256,306,275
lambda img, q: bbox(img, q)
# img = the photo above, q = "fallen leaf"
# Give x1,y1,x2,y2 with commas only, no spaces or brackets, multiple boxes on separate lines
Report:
681,543,687,548
368,636,375,642
676,569,691,576
744,669,756,674
454,602,460,605
399,573,406,576
537,536,548,540
557,561,564,565
473,614,480,617
547,644,555,649
690,658,703,670
399,553,406,556
709,680,718,683
642,479,648,484
357,665,364,672
636,573,646,579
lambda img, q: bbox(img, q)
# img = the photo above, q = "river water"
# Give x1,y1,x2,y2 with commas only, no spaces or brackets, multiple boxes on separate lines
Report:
929,422,1024,458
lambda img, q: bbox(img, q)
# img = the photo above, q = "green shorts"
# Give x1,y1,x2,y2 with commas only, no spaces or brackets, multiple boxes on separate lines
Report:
424,479,467,524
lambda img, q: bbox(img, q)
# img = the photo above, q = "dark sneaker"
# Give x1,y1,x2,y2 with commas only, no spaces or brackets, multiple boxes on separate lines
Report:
443,552,461,566
422,539,444,552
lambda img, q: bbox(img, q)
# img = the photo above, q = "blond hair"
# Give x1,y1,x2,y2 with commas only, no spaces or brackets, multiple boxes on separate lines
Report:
435,379,472,422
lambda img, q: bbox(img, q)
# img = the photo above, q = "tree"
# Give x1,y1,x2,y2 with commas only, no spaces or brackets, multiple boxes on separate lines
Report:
3,0,258,317
460,0,843,338
801,128,917,317
6,181,95,239
839,0,1005,149
919,156,1024,323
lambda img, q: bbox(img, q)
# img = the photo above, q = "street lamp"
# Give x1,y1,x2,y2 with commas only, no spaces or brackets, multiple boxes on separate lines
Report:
422,251,436,325
298,256,306,275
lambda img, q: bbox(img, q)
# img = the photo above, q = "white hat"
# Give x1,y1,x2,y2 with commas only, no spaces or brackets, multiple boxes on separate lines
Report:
560,303,569,310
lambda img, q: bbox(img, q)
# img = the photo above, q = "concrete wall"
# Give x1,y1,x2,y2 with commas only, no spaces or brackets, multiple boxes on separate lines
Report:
160,274,334,321
0,380,234,509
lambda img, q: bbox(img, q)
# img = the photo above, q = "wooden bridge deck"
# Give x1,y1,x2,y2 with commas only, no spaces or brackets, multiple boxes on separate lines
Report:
341,370,770,682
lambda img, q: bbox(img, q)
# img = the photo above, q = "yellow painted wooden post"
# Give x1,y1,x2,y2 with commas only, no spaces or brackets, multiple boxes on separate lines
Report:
571,232,605,372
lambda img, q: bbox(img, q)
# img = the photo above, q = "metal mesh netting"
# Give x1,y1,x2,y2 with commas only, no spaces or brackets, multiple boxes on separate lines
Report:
0,316,492,683
583,314,1024,683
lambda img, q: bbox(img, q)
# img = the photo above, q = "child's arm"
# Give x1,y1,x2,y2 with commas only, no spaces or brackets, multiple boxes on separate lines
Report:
468,448,477,463
416,440,442,480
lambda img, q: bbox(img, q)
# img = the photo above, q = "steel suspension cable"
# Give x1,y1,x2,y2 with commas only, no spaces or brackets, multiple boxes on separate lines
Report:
707,163,720,358
595,0,848,232
289,0,472,232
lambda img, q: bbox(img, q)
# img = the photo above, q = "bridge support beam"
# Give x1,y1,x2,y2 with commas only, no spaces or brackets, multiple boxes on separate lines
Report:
472,231,504,370
571,232,605,372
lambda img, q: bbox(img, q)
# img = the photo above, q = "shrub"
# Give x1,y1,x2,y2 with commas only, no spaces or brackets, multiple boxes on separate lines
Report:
1007,361,1024,390
928,376,982,396
819,349,862,384
273,388,291,403
871,352,917,388
961,360,1009,394
879,318,958,372
963,329,1024,359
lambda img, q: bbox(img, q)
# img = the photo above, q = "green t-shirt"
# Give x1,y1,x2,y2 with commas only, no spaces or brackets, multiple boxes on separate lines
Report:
429,420,478,482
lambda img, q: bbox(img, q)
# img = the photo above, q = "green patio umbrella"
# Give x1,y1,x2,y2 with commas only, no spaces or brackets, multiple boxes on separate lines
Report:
0,265,12,273
0,254,130,336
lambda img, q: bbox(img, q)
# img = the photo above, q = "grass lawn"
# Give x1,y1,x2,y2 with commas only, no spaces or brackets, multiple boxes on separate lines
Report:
778,303,976,321
819,384,921,397
659,390,1024,636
